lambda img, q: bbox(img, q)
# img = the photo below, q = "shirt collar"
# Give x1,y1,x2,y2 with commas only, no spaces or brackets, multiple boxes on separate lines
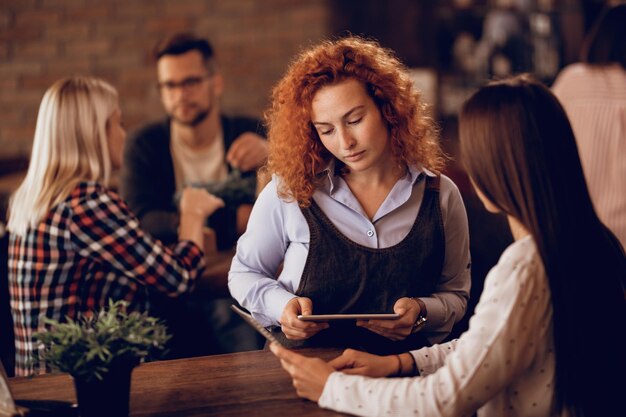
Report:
318,161,433,195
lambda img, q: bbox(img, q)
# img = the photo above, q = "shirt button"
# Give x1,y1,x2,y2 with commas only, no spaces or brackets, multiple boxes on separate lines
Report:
366,230,374,237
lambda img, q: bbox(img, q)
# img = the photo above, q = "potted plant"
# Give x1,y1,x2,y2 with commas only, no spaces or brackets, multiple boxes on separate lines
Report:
34,299,170,417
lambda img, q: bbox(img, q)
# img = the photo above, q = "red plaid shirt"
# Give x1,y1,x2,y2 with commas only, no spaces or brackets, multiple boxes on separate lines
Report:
8,182,205,376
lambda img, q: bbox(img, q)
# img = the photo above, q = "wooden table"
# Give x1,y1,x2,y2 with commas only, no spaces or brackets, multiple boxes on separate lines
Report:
9,349,350,417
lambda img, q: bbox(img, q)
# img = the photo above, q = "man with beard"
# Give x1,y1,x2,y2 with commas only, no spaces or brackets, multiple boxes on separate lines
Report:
121,33,266,357
122,33,267,251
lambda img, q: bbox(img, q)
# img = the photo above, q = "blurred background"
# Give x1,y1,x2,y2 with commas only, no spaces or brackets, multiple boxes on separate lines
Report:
0,0,622,359
0,0,619,162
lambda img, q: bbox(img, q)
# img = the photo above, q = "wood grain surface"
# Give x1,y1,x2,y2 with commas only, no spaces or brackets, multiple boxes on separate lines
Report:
9,348,350,417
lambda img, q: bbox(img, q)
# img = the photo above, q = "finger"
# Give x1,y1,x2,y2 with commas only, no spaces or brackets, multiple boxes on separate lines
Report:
364,319,399,330
280,358,296,376
311,322,330,331
285,316,327,330
269,342,281,354
362,317,413,332
270,343,300,364
281,326,321,342
233,152,255,172
227,135,260,166
230,145,249,165
226,137,245,162
297,298,314,316
286,326,328,340
366,321,410,335
284,298,301,315
328,354,354,370
395,307,407,316
393,298,414,314
211,197,225,209
281,299,306,324
282,326,312,340
230,134,266,169
283,297,305,316
283,322,327,338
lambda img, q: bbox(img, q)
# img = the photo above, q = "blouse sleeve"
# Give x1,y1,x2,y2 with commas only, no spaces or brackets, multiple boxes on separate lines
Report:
228,178,298,326
421,175,471,343
68,183,204,296
318,241,550,417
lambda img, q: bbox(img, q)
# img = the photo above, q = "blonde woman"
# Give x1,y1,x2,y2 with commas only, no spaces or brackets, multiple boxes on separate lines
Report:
7,76,224,376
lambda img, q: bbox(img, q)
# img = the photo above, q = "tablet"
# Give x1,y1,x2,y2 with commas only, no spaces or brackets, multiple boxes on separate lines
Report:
230,304,283,345
297,313,400,321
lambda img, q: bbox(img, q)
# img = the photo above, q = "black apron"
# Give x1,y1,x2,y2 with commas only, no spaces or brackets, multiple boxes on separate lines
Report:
271,175,445,355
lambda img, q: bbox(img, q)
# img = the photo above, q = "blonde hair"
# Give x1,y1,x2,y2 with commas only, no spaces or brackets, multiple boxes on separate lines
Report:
8,76,118,236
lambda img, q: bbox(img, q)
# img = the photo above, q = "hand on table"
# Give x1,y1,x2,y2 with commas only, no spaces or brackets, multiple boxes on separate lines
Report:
270,345,404,402
356,297,421,341
280,297,329,340
328,348,402,377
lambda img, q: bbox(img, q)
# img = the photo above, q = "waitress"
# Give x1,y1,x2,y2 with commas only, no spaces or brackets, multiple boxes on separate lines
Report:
228,37,470,354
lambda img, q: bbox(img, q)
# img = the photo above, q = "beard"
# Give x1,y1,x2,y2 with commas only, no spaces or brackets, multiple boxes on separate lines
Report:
171,101,212,127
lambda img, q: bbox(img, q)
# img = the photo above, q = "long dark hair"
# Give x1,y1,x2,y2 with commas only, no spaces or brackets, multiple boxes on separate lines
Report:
459,74,625,416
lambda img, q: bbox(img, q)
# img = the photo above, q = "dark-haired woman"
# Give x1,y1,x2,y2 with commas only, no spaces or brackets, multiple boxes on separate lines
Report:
272,75,626,417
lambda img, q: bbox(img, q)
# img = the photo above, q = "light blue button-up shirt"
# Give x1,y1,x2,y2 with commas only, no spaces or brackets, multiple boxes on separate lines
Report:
228,165,471,343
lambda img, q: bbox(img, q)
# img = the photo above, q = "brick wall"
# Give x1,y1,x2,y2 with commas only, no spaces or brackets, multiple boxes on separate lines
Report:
0,0,332,159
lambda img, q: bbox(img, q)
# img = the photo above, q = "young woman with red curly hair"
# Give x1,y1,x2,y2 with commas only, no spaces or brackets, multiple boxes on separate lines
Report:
228,37,471,354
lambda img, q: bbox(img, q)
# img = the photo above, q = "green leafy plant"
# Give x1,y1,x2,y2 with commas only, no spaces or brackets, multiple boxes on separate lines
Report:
34,299,170,382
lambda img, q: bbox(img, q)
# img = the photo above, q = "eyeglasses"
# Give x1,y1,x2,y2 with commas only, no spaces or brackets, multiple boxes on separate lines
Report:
157,75,211,93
